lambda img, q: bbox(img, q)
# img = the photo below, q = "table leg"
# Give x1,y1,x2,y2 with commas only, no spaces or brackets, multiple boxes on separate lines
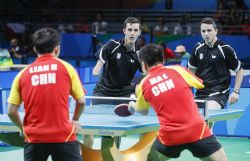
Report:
81,136,115,161
101,136,115,161
81,131,160,161
111,131,158,161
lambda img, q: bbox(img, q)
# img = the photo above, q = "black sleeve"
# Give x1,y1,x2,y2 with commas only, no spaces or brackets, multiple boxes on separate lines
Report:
94,40,114,64
188,43,200,69
224,46,243,72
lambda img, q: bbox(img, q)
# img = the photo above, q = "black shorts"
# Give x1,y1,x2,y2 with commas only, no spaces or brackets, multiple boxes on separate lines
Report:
92,83,135,105
153,135,222,158
24,141,82,161
195,92,229,109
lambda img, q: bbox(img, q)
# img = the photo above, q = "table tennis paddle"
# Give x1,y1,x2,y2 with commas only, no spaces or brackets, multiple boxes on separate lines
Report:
114,104,133,117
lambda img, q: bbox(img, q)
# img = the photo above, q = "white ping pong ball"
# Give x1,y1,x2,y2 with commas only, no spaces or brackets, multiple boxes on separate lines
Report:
130,94,136,99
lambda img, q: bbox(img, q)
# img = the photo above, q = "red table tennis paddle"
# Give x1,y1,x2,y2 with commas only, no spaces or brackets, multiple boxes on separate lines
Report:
114,104,133,117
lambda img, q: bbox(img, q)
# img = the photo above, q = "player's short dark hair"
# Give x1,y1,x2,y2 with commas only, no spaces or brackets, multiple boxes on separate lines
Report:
32,27,60,54
139,44,164,67
123,17,141,29
200,17,217,29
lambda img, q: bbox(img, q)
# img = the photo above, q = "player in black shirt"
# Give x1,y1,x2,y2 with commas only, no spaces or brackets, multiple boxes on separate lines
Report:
84,17,142,148
92,17,142,104
188,17,244,110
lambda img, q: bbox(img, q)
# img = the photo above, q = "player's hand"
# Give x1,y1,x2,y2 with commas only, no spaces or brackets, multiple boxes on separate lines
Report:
72,120,81,134
128,101,135,114
228,92,239,105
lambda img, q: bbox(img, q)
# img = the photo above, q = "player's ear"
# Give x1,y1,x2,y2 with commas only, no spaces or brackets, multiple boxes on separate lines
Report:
33,47,39,55
138,29,142,35
54,45,60,57
141,62,148,74
215,28,218,35
144,63,149,71
123,28,126,34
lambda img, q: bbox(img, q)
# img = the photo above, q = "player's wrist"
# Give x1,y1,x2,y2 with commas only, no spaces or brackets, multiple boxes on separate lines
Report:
233,89,240,94
128,101,136,114
72,118,79,121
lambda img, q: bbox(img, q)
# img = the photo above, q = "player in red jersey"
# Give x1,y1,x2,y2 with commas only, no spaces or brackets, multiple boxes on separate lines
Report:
7,27,85,161
129,44,228,161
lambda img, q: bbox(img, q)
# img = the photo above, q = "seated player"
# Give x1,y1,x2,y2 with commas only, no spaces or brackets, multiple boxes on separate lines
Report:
129,44,228,161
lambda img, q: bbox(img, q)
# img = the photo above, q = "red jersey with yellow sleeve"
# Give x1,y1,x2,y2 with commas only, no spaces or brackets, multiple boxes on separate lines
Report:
135,64,211,146
8,54,85,143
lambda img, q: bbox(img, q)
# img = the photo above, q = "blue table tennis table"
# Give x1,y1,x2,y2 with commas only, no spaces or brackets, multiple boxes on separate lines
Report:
0,105,244,161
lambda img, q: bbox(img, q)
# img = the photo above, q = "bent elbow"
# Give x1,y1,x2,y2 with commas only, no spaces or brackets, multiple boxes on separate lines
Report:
7,109,16,118
77,98,85,106
92,70,99,76
92,67,100,76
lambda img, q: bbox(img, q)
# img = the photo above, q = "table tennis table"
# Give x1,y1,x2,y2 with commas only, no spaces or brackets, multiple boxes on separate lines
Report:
0,105,244,161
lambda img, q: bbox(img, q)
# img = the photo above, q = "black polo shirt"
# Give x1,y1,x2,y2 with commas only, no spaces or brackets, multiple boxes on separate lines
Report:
188,40,242,97
94,39,141,95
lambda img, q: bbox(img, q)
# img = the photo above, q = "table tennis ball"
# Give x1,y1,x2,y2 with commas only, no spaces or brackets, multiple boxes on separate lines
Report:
130,94,136,99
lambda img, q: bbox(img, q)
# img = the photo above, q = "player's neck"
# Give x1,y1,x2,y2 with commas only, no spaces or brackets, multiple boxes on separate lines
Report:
206,37,217,48
124,43,135,52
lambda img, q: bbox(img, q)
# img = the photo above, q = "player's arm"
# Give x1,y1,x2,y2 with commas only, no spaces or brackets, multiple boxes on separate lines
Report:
70,69,85,121
225,46,244,93
188,43,200,74
229,68,244,105
7,72,23,132
61,60,86,132
93,40,114,75
93,60,104,76
233,68,244,93
7,103,23,132
129,82,150,115
224,46,244,104
70,69,85,133
72,96,85,121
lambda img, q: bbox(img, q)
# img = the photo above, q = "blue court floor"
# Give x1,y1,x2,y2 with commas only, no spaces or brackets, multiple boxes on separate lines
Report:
0,136,250,161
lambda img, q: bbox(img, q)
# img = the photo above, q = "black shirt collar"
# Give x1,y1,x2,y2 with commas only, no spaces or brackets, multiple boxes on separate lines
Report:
203,40,221,49
120,38,140,52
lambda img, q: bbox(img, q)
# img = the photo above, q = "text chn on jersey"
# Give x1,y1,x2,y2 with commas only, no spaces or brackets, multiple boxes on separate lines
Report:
29,64,57,86
150,74,175,96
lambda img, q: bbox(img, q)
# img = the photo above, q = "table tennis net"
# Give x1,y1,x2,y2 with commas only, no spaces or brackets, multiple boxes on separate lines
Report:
68,96,156,116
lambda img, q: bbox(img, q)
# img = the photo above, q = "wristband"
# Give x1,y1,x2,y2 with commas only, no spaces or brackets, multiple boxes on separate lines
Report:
233,89,240,94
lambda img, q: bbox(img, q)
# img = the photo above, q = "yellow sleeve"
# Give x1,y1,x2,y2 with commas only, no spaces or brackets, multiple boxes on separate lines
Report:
58,60,85,99
165,66,204,89
135,80,150,111
8,72,23,105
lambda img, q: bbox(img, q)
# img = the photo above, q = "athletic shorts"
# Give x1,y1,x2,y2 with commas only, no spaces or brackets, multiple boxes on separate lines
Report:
195,92,229,109
24,141,82,161
153,135,222,158
92,84,135,105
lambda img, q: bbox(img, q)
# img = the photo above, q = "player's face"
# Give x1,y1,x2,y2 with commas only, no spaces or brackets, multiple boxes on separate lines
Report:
123,23,141,44
200,23,218,45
